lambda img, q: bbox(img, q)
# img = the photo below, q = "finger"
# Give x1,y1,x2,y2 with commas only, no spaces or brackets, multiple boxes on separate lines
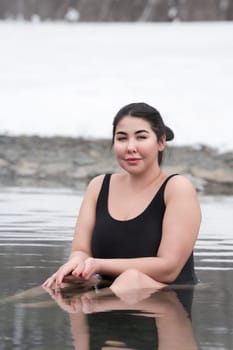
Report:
55,291,81,314
64,298,83,314
43,285,57,300
56,262,78,286
72,299,83,313
82,258,96,280
71,261,85,278
80,294,93,314
42,279,51,288
42,273,57,288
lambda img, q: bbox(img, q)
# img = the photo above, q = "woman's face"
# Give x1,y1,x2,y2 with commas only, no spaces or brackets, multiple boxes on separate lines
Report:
113,116,165,174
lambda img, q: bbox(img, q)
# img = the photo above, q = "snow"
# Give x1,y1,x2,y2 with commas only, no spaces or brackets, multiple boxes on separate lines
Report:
0,21,232,150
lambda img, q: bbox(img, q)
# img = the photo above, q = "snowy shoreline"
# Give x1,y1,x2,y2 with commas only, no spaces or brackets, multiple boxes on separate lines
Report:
0,22,232,151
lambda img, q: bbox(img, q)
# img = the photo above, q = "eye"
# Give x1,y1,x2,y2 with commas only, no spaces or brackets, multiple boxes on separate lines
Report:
137,135,147,140
116,136,127,141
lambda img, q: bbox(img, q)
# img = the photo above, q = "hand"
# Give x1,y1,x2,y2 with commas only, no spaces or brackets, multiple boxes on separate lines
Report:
42,254,86,288
81,257,100,280
42,275,103,314
43,285,83,314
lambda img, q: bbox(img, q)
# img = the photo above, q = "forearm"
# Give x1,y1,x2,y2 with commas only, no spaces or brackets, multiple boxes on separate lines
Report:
96,257,175,283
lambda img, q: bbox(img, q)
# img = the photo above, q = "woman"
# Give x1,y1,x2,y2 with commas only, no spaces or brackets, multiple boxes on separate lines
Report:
43,102,201,291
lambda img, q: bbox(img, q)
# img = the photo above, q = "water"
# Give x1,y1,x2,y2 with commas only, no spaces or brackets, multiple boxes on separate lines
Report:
0,188,233,349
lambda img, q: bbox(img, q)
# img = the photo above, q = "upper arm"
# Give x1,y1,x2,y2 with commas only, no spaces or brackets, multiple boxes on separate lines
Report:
71,175,105,256
157,175,201,279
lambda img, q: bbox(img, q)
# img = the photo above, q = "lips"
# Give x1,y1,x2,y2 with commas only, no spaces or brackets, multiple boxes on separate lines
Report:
126,158,141,161
125,157,141,164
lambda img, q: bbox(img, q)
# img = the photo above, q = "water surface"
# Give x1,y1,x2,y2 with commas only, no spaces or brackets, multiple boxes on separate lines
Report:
0,188,233,349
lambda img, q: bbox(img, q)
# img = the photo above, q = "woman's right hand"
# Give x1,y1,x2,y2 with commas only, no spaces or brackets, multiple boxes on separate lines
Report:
42,253,87,288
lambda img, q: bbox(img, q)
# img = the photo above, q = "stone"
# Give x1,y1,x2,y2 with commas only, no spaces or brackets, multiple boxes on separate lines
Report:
0,135,232,195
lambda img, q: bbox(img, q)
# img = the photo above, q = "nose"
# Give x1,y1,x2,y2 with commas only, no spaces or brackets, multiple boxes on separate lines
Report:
127,138,137,153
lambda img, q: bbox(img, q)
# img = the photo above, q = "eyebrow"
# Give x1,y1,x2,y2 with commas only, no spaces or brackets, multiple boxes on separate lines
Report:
135,129,150,134
115,129,150,135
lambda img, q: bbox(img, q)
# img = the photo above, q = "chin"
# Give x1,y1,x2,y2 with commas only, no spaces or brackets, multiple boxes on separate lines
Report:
122,166,143,175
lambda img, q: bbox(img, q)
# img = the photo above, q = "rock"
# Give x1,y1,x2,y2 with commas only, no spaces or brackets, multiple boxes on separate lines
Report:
191,167,233,183
13,160,39,177
0,158,13,178
0,135,232,195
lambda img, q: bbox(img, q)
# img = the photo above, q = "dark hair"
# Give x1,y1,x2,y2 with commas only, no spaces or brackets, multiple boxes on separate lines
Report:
112,102,174,165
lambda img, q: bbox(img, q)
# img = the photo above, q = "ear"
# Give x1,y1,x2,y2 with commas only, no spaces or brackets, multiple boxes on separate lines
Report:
158,135,166,151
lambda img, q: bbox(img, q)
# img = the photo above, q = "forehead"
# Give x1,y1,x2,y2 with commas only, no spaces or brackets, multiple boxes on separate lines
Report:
115,116,152,132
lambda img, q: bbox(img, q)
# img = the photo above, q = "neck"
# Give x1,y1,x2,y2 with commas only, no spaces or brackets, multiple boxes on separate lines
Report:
126,167,163,189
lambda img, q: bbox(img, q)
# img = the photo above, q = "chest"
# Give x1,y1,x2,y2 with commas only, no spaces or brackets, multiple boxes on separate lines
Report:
108,186,161,221
92,193,165,258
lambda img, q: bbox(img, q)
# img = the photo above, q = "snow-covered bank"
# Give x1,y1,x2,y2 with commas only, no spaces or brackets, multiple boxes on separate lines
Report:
0,22,232,150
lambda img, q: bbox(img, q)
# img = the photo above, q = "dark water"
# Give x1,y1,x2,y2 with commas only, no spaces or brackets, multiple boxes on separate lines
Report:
0,188,233,350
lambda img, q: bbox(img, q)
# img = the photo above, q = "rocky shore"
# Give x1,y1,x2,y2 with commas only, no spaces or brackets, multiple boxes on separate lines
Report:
0,135,232,195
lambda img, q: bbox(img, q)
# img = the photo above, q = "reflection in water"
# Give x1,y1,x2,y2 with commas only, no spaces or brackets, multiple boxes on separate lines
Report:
65,287,197,350
2,283,198,350
0,189,233,349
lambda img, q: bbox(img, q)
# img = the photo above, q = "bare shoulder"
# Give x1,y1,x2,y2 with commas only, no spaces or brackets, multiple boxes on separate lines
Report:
86,173,123,196
164,174,201,225
165,175,198,202
88,174,105,188
86,174,105,199
111,172,126,183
